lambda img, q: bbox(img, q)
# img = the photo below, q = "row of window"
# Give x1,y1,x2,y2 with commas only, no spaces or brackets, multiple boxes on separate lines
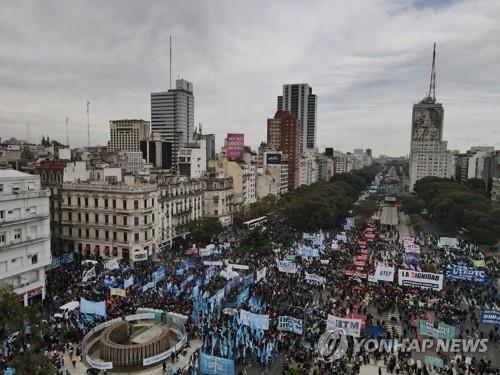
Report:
66,196,155,209
67,227,154,243
65,212,153,226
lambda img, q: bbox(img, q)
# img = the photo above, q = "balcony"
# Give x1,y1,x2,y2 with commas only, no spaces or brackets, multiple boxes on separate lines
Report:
0,236,50,250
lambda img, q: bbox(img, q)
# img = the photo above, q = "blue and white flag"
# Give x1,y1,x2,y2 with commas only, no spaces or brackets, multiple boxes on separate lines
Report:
80,297,106,317
124,275,134,289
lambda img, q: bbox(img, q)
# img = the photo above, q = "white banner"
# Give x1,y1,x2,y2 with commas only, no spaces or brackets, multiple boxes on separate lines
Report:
277,316,303,334
277,260,297,274
110,288,126,298
320,259,330,265
199,247,212,257
229,264,250,270
305,272,326,285
239,310,269,330
82,267,96,283
256,267,267,282
104,258,119,271
398,270,443,291
327,315,362,337
374,266,395,282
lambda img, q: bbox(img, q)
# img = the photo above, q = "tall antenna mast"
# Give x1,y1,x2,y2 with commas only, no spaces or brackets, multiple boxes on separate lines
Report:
26,123,30,144
86,101,90,148
428,43,436,101
169,35,172,89
65,116,69,147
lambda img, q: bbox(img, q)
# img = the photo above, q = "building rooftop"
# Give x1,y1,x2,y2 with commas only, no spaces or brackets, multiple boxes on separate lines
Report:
0,169,32,178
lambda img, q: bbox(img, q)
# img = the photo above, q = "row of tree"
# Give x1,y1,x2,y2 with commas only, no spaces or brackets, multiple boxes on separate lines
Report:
413,177,500,245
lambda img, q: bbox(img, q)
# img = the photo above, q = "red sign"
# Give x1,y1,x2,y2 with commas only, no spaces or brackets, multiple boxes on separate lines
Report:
227,133,244,160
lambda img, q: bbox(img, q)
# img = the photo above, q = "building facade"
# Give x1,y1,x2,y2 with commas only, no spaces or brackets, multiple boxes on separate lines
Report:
151,79,194,169
140,133,173,170
202,171,233,227
0,170,51,305
60,179,159,262
108,119,150,152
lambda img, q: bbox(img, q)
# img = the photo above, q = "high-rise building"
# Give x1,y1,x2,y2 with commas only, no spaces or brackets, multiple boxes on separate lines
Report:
109,119,150,152
140,133,172,170
267,111,300,189
409,45,453,191
151,79,194,169
277,83,317,151
0,170,51,306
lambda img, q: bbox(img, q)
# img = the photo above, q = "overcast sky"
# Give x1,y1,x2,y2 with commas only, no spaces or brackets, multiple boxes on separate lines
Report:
1,0,499,156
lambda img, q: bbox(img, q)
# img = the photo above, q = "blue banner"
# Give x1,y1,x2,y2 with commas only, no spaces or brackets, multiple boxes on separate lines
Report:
80,297,106,317
62,252,74,264
199,353,234,375
419,320,455,339
243,274,254,288
124,275,134,289
154,266,166,283
48,257,61,270
480,310,500,325
104,276,118,290
366,325,385,338
237,287,250,307
446,264,486,283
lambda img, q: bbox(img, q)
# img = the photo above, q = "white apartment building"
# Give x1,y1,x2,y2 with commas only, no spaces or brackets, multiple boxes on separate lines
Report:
157,178,204,247
178,140,207,179
0,170,51,306
409,140,453,189
299,151,319,186
108,119,150,152
202,171,233,227
242,165,257,205
60,178,159,262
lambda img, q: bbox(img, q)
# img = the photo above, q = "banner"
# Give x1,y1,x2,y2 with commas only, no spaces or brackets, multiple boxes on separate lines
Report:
344,270,367,279
327,315,362,337
239,310,269,330
425,356,444,369
277,316,303,334
82,267,96,283
80,297,106,317
153,266,166,284
62,252,74,264
124,275,134,289
199,353,235,375
373,266,395,282
297,246,319,258
277,260,297,274
472,259,486,268
480,310,500,325
446,264,486,283
405,253,421,268
142,281,155,292
229,264,250,270
48,257,61,270
305,272,326,285
104,258,119,271
236,288,250,307
110,288,126,298
398,270,443,291
419,320,455,339
199,247,213,257
366,325,384,338
256,267,267,282
405,243,421,254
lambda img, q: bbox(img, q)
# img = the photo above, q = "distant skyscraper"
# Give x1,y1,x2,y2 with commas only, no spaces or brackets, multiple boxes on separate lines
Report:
151,79,194,169
409,44,453,191
277,83,317,152
108,119,150,152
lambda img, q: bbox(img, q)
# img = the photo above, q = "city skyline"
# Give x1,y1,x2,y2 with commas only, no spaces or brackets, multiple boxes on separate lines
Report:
1,0,500,155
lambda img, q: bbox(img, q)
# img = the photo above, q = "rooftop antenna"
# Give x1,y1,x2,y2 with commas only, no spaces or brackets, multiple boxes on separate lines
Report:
65,116,69,147
86,101,90,148
169,35,172,89
428,43,436,101
26,123,30,144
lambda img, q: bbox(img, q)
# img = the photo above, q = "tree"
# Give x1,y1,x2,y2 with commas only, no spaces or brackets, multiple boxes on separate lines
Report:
9,350,54,374
409,214,425,234
188,217,224,245
401,197,424,215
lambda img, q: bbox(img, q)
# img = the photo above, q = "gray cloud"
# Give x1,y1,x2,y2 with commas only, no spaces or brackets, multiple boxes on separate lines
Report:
0,0,499,156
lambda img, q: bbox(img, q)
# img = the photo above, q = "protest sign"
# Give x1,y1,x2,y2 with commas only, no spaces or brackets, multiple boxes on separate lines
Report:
398,270,443,291
277,316,303,334
239,310,269,330
277,260,297,274
327,315,362,337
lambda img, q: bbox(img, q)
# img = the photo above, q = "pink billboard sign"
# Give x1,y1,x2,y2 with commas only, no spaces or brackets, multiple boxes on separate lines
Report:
227,133,244,160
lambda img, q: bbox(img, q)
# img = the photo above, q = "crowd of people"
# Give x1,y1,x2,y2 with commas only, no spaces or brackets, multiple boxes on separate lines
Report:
2,174,500,375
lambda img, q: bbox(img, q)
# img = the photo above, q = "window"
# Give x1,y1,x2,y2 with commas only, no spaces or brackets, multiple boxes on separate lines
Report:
144,199,147,208
31,254,38,264
95,229,99,239
151,198,154,206
105,199,108,208
134,200,139,209
12,184,20,194
105,215,109,225
144,215,147,224
84,197,88,207
78,213,81,222
85,213,89,223
105,231,109,240
68,212,72,221
112,199,116,209
113,216,116,225
94,198,98,207
69,227,72,237
94,214,98,223
124,232,128,242
145,231,148,240
77,197,81,206
67,196,71,205
113,231,117,241
78,229,82,238
0,233,5,244
85,229,89,238
0,184,3,192
14,229,22,240
0,210,4,220
134,217,139,226
134,233,139,242
123,200,127,209
123,217,128,226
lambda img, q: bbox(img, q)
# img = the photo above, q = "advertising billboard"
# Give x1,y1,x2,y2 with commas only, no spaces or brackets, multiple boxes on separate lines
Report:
266,152,282,165
227,133,244,160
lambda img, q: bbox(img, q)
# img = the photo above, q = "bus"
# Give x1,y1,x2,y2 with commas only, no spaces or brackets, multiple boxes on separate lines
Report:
243,216,268,230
